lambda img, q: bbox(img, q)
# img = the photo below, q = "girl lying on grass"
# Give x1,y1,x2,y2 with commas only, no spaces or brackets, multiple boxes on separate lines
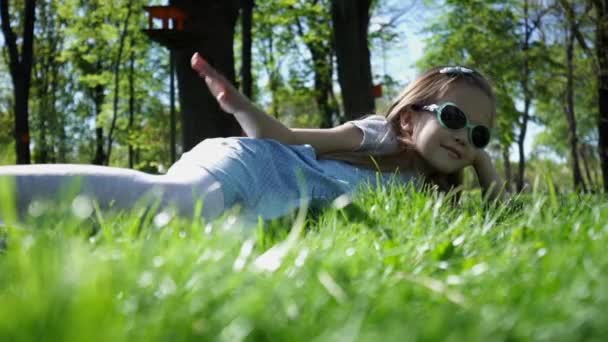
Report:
0,53,506,223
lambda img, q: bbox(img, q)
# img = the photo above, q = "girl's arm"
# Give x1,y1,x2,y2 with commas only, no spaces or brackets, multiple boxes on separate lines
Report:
473,150,509,202
191,53,363,154
232,105,363,153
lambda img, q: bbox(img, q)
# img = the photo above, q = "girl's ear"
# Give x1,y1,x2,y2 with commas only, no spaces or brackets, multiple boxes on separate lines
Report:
399,107,416,142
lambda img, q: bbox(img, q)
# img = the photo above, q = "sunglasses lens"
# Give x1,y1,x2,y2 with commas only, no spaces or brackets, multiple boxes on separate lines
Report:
440,105,467,129
471,126,490,148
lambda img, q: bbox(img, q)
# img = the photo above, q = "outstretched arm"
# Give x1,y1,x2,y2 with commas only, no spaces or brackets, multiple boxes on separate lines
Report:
473,150,509,202
191,53,363,154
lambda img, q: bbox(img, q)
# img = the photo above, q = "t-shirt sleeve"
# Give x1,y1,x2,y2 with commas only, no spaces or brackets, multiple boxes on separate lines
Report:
346,115,400,155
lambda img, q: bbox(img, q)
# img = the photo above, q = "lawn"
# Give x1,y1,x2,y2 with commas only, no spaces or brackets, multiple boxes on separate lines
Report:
0,178,607,341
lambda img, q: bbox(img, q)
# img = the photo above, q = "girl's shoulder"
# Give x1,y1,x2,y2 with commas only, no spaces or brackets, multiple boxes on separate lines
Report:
344,114,399,155
349,114,388,122
345,114,391,132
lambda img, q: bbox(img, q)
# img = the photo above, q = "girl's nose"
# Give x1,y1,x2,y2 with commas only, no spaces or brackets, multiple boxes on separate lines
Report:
453,129,468,146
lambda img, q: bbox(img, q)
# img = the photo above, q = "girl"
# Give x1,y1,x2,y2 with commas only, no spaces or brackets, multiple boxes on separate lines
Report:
0,53,504,223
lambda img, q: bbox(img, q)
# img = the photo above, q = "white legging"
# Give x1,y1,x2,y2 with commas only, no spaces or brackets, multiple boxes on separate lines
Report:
0,164,225,221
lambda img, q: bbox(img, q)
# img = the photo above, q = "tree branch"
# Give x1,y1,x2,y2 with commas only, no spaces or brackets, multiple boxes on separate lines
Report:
106,0,134,164
0,0,20,80
558,0,598,71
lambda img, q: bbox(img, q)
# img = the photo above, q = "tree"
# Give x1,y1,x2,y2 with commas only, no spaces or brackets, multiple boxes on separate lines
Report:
558,0,608,192
251,0,291,118
250,0,336,128
291,0,338,128
170,0,242,151
30,0,64,163
595,0,608,192
241,0,254,99
58,0,119,165
106,0,134,164
331,0,375,120
561,1,587,191
1,0,36,164
513,0,554,192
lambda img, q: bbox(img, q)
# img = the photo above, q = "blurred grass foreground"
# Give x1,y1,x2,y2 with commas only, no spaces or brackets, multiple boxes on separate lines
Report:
0,177,607,341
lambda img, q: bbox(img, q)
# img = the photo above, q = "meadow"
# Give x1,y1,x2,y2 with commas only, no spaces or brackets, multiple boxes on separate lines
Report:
0,178,607,341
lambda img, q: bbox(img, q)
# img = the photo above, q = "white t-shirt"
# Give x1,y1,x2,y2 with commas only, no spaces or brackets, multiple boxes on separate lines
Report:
346,115,400,155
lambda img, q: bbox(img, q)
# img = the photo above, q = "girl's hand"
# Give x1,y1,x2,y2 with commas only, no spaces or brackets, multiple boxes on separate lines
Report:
472,149,491,169
472,149,507,201
191,52,254,116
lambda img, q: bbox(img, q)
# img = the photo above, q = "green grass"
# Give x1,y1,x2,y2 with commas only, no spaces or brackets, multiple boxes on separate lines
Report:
1,179,607,341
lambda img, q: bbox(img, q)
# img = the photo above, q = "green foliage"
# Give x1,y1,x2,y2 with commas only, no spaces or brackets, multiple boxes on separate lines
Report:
251,0,336,125
1,183,608,340
5,0,174,168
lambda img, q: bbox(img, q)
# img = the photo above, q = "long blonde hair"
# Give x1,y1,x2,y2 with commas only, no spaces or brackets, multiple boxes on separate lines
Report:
319,66,496,193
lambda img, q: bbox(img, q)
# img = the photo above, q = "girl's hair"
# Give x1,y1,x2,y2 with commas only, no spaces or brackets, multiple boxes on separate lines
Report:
319,66,496,195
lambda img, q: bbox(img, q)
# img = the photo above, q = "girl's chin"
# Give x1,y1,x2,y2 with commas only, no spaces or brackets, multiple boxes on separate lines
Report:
421,154,462,175
432,162,461,175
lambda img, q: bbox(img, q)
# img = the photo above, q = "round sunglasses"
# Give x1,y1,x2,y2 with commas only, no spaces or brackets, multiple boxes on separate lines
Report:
422,102,491,149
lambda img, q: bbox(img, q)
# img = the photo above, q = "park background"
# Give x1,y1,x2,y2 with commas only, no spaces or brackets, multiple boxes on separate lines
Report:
2,0,607,194
2,1,608,341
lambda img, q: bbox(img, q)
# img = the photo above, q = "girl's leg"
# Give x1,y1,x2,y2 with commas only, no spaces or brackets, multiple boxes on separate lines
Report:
0,164,224,220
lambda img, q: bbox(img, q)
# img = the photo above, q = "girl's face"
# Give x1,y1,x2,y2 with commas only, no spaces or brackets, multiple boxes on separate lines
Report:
403,82,494,174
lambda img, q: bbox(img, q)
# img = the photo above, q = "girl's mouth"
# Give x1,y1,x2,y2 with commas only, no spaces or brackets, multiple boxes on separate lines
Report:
441,144,461,159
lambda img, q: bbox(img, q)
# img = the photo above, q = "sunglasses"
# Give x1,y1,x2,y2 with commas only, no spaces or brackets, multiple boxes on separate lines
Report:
422,102,491,149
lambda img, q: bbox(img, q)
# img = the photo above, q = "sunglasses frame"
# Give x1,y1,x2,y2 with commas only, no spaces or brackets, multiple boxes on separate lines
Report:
422,102,491,149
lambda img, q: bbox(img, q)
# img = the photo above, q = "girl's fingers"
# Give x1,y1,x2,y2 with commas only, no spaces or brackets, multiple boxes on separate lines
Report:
193,52,242,113
191,53,207,74
191,53,222,82
191,53,220,79
217,92,226,103
205,77,225,96
193,53,234,90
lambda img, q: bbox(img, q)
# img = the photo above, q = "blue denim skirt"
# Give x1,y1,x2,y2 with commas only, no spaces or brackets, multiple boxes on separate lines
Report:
168,137,413,220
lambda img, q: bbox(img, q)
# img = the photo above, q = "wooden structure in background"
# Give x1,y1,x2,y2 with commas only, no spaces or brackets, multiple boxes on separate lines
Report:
143,6,191,49
372,84,383,98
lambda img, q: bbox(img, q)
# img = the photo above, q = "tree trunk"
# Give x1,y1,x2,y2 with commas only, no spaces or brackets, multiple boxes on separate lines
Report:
597,0,608,192
106,0,134,165
241,0,253,99
50,61,60,162
560,0,607,192
128,49,136,169
516,0,531,192
33,52,50,163
331,0,374,121
502,143,512,192
170,51,177,163
92,84,106,165
294,15,336,128
263,34,280,118
312,55,334,128
170,0,242,152
579,144,595,190
57,71,68,162
33,0,59,163
586,143,601,188
565,21,587,191
1,0,36,164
